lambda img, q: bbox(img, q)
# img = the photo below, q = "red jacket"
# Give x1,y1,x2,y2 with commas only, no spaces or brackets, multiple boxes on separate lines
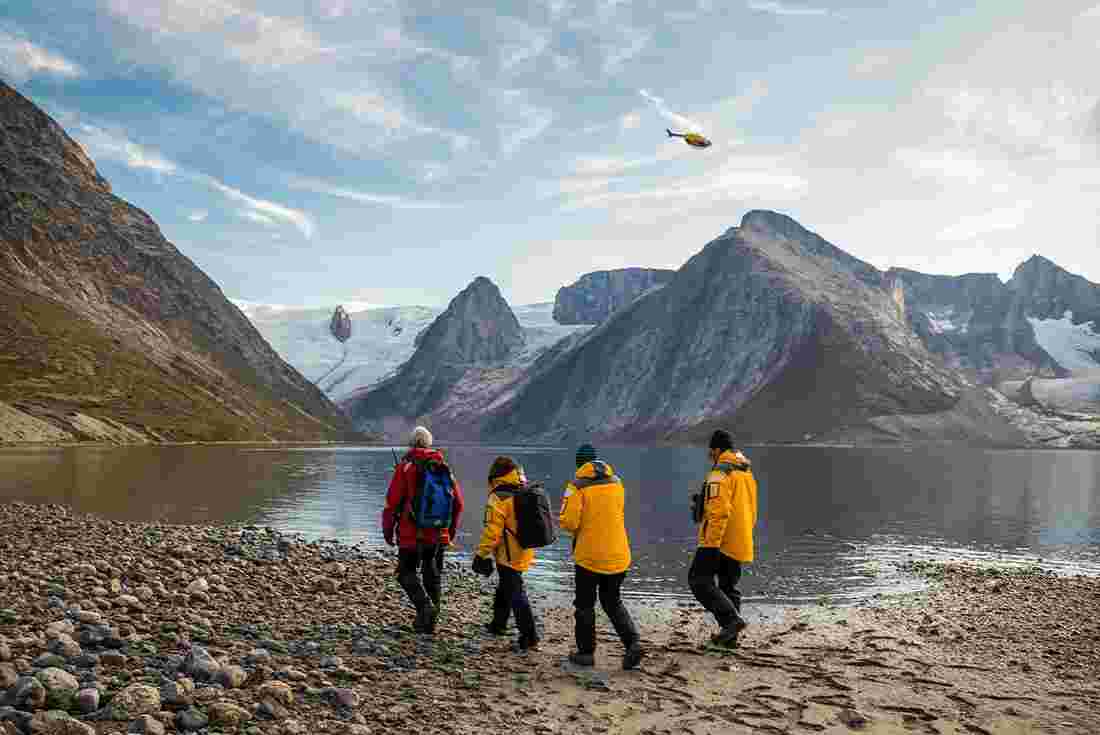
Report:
382,447,465,549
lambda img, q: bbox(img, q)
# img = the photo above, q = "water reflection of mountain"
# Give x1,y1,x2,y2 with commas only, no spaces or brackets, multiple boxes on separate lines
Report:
0,446,339,526
3,445,1098,606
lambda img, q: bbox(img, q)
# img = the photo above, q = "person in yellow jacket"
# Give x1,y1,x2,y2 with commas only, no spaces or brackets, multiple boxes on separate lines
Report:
472,456,540,651
689,429,758,648
559,444,644,670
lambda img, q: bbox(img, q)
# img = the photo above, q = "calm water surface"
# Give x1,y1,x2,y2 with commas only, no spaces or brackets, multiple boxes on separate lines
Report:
3,444,1100,607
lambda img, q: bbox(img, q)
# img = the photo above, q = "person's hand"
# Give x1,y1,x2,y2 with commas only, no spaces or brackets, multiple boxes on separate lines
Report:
471,555,494,577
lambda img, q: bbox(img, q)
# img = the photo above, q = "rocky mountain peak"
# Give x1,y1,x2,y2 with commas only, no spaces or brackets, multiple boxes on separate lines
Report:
0,82,110,196
412,276,524,363
330,306,352,343
739,209,813,240
553,267,676,325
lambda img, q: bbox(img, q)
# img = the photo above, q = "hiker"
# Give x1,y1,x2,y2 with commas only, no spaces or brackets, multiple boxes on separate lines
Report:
559,444,644,670
471,456,541,652
382,426,465,634
688,429,758,648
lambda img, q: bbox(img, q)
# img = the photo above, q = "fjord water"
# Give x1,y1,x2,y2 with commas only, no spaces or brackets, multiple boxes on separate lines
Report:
3,445,1100,607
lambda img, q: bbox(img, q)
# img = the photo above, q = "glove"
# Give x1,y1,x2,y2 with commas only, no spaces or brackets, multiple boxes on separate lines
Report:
471,555,494,577
383,529,395,547
691,493,702,524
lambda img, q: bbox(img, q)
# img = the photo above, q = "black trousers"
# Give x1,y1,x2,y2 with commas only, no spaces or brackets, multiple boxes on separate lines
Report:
574,566,638,653
491,565,538,643
688,547,743,628
397,544,443,611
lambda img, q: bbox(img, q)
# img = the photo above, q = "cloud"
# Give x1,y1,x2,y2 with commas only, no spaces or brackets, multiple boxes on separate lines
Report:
747,1,830,17
496,17,551,71
106,0,334,70
852,52,894,77
639,89,704,133
74,123,179,175
68,120,313,237
621,111,641,130
102,0,475,163
937,202,1036,242
560,155,808,216
240,210,277,226
495,89,554,156
188,210,209,222
200,176,314,238
0,31,84,81
601,27,653,74
286,176,456,209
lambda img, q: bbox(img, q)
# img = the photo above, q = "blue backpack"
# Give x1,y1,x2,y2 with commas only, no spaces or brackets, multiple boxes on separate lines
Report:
410,458,456,530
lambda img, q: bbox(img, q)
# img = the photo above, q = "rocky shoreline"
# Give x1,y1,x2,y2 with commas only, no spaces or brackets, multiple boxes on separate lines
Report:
1,503,1098,734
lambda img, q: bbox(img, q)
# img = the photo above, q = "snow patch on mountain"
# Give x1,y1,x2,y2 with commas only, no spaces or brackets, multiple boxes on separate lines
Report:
925,308,969,335
235,300,591,401
1027,311,1100,373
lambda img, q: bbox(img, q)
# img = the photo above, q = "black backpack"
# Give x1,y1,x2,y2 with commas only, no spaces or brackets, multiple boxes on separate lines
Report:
508,482,557,549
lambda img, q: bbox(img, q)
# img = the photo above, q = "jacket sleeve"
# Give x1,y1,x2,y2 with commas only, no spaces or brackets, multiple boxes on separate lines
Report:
382,464,407,540
746,473,758,527
476,493,505,559
700,473,732,548
558,482,583,534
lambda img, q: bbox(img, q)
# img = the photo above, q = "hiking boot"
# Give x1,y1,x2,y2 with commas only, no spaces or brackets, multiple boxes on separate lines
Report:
568,651,595,667
622,642,645,671
514,636,540,654
413,603,436,634
710,619,747,648
485,622,508,637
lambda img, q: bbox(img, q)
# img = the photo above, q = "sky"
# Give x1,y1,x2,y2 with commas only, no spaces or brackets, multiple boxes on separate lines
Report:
2,0,1099,308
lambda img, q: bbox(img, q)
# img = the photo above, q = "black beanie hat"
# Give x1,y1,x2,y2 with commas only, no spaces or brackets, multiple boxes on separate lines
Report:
709,430,734,451
575,444,597,467
488,456,518,482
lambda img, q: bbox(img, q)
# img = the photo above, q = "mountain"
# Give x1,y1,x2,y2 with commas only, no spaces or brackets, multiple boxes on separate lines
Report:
235,300,590,402
553,268,676,325
889,256,1100,383
479,211,1020,445
340,277,560,437
0,80,355,443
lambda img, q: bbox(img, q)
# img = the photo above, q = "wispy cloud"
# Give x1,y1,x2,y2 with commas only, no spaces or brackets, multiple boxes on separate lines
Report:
240,210,277,226
188,210,208,223
286,177,457,210
69,121,314,238
496,17,551,71
937,202,1036,242
201,176,314,238
0,31,84,81
602,27,653,74
639,89,703,132
495,90,554,156
75,123,178,175
106,0,334,70
748,1,831,17
561,160,808,213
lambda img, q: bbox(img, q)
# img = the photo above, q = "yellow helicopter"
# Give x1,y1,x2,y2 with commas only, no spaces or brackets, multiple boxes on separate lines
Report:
667,128,711,148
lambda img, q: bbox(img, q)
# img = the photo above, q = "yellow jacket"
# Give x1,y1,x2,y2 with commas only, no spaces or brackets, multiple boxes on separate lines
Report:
559,461,632,575
475,469,536,572
697,450,758,562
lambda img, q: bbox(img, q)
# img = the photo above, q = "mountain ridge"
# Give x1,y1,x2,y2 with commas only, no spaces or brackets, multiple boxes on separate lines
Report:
0,80,357,444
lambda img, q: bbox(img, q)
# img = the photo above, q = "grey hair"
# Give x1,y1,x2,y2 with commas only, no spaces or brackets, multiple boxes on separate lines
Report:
409,426,433,448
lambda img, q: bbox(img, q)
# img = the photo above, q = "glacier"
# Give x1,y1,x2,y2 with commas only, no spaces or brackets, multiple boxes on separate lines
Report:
234,299,591,401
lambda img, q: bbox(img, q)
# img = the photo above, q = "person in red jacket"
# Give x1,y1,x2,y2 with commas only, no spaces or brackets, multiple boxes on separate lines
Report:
382,426,465,634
